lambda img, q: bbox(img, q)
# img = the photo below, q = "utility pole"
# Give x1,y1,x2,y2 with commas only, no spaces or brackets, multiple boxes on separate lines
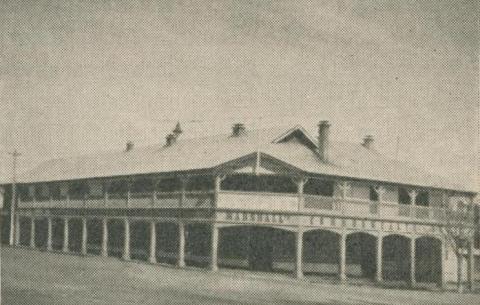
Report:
7,149,21,246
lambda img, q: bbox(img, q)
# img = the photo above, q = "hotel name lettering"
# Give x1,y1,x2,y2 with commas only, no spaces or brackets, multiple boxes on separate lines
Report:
224,211,292,225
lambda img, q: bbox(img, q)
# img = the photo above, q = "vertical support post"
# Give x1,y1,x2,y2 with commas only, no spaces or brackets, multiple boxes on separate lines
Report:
103,181,109,207
46,217,53,251
101,218,108,257
339,232,346,283
180,177,187,208
123,218,130,261
438,239,446,289
15,214,20,246
467,240,474,291
63,217,69,252
295,228,303,279
149,220,157,264
410,237,416,287
213,175,224,208
30,217,36,248
210,223,219,272
408,190,417,218
295,178,306,212
177,222,185,268
376,233,383,283
81,218,88,255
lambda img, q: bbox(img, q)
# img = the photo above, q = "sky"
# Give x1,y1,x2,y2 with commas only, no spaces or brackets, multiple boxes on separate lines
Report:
0,0,478,190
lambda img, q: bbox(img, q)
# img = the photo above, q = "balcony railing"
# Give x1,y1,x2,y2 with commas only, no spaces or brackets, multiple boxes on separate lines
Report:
17,190,452,223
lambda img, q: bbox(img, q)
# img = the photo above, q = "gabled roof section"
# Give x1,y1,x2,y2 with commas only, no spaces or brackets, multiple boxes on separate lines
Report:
13,125,476,193
271,125,318,150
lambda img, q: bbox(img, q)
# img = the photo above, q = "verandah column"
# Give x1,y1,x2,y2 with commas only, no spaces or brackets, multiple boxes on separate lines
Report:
339,232,346,283
46,217,53,251
101,218,108,257
376,233,383,283
63,217,69,252
439,239,446,289
210,223,219,272
410,237,416,287
81,217,88,255
295,228,303,279
123,218,130,261
177,222,185,268
149,220,157,264
30,216,36,248
15,214,20,246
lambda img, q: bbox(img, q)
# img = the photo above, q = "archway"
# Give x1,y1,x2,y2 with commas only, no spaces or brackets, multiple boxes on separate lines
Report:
382,234,411,281
34,218,48,249
51,218,64,251
19,217,31,246
346,232,377,280
415,236,442,283
155,222,178,265
86,218,102,255
68,218,83,253
185,223,211,268
130,221,149,261
302,229,339,277
107,219,124,258
218,226,295,273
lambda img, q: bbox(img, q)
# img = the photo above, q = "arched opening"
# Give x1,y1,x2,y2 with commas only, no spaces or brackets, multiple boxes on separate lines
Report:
155,222,178,265
218,226,295,273
383,234,411,281
86,219,102,255
51,218,64,251
130,221,149,261
19,217,31,246
303,230,339,277
68,218,83,253
415,236,442,283
185,223,211,268
107,219,124,258
346,232,377,280
34,218,48,249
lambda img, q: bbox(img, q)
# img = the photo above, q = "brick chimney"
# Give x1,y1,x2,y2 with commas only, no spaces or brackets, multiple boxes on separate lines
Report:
362,135,374,149
165,133,176,146
318,121,330,162
232,123,246,137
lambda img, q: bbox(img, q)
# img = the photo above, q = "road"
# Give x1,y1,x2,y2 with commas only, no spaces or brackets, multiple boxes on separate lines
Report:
1,247,478,305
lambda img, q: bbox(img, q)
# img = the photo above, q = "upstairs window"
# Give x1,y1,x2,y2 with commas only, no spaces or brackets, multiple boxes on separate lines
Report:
107,180,128,198
398,188,411,205
304,179,334,197
156,177,182,193
369,186,379,202
187,176,214,192
221,175,297,194
131,177,154,193
49,183,62,200
69,181,89,200
18,185,32,202
35,184,50,201
416,191,429,207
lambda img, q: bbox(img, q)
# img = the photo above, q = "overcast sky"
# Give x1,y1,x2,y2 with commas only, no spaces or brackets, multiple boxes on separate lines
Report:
0,0,478,189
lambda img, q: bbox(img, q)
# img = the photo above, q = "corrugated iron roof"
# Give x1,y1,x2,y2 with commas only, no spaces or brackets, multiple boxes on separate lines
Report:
15,126,475,193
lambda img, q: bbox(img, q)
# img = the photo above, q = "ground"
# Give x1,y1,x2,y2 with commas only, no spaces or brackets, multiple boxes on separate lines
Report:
1,247,478,305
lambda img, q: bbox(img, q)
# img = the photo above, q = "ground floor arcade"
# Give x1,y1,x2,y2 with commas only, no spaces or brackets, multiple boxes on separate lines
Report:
13,211,446,287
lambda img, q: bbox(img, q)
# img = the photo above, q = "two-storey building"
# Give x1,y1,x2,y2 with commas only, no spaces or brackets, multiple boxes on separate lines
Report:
1,121,478,287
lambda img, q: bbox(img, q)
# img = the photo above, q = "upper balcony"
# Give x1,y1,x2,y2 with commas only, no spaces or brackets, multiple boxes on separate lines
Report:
15,173,472,224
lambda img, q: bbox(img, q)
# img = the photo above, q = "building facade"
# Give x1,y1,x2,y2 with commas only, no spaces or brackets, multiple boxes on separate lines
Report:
1,122,478,287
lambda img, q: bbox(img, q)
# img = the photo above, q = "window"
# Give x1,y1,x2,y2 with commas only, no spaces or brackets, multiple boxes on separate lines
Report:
131,177,154,193
221,175,297,194
156,178,181,193
304,179,334,197
186,176,214,192
69,181,89,200
49,183,62,200
369,187,379,202
35,184,50,201
416,191,429,207
398,188,410,205
107,180,128,198
18,185,32,202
